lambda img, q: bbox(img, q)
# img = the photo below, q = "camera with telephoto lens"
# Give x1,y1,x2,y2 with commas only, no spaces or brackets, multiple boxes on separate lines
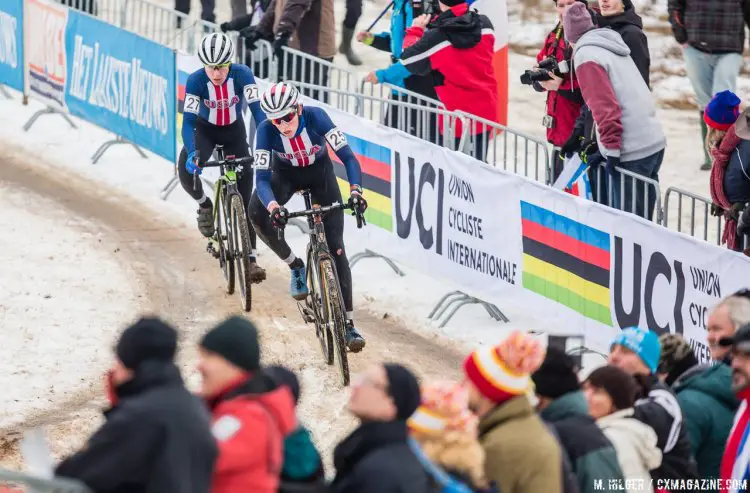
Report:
411,0,440,17
520,56,570,85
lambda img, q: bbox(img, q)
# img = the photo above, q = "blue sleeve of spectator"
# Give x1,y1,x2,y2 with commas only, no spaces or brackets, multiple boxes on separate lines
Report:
376,63,411,86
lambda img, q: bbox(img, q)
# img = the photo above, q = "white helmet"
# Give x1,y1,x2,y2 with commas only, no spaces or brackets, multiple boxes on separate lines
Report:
198,33,234,66
260,82,300,119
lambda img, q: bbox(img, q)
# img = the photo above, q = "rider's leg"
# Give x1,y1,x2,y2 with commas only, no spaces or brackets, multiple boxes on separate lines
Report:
312,158,365,352
177,127,217,237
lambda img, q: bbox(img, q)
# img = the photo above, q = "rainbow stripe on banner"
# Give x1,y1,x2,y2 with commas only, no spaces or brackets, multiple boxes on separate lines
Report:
520,201,612,326
329,135,392,232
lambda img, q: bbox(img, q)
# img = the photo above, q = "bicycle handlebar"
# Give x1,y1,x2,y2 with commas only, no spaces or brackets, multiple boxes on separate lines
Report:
276,201,365,240
192,151,254,191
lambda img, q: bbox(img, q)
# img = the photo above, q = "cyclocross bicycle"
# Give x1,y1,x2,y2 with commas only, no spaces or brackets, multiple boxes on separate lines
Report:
193,146,254,312
280,191,365,386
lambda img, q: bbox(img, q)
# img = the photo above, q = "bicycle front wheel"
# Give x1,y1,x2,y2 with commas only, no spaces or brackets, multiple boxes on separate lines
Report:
320,258,349,386
230,193,252,312
216,188,235,295
307,244,333,365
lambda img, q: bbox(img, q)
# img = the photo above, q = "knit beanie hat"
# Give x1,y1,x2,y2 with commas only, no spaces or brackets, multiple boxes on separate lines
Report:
531,347,581,399
200,316,261,372
384,363,422,420
116,317,177,370
657,333,699,385
585,365,640,411
563,2,594,44
610,327,661,374
463,331,545,404
266,365,301,403
408,380,478,436
704,91,741,131
440,0,465,7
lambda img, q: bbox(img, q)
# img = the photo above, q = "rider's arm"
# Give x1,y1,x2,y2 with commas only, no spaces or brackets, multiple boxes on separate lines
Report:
253,122,277,209
181,74,202,154
235,64,267,126
309,107,362,190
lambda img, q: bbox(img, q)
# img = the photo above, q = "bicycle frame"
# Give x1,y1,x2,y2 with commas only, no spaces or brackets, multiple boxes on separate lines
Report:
209,147,244,226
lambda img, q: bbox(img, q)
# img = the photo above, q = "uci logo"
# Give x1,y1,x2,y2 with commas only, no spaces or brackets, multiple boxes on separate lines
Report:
204,95,240,110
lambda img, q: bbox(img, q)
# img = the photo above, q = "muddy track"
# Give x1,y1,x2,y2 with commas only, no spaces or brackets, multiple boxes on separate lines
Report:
0,142,467,469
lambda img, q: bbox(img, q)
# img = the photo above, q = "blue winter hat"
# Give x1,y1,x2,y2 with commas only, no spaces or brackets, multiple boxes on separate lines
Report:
704,90,741,131
610,327,661,374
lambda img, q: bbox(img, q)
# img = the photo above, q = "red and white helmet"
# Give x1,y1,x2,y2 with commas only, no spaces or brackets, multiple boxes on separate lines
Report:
260,82,300,119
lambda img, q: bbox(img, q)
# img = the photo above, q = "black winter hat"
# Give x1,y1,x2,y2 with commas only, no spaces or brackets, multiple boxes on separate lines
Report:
384,363,421,420
585,365,641,411
531,347,581,399
439,0,465,7
116,317,177,370
200,316,261,372
266,365,301,404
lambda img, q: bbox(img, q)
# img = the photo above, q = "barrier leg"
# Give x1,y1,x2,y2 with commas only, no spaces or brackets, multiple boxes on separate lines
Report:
160,175,180,200
428,291,467,321
427,290,463,319
0,85,11,99
289,218,309,235
437,297,475,328
91,135,148,164
428,291,510,327
23,106,78,132
349,249,405,276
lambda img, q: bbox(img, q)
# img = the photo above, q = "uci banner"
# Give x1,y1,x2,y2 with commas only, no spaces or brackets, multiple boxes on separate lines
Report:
0,0,23,91
26,0,176,161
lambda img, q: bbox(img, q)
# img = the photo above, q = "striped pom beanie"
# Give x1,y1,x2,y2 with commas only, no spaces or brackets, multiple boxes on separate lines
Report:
704,90,741,131
463,331,545,404
408,381,477,436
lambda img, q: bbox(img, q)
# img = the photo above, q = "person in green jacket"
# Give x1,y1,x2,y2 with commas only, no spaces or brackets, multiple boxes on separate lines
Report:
658,334,739,489
533,347,626,493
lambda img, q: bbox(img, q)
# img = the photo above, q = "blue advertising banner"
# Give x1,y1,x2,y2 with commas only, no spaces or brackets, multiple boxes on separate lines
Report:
64,10,176,161
0,0,24,91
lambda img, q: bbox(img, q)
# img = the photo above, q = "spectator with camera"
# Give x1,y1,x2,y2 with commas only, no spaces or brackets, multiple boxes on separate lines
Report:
564,2,665,221
526,0,584,181
365,0,498,161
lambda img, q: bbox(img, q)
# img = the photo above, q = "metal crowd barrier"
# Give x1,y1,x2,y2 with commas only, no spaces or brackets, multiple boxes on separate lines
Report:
663,186,723,245
0,469,91,493
588,161,663,223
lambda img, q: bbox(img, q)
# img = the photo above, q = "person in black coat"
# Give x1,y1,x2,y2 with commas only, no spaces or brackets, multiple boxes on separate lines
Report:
330,363,432,493
55,318,217,493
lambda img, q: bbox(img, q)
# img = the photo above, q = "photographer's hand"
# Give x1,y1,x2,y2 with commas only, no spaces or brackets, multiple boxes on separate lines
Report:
412,14,430,29
539,73,563,91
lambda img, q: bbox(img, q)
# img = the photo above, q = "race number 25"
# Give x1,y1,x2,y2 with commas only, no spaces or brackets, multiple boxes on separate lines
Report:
254,150,270,169
184,94,200,114
325,128,347,151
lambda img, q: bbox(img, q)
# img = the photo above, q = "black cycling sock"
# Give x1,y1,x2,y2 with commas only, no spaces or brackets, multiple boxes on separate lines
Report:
289,258,304,270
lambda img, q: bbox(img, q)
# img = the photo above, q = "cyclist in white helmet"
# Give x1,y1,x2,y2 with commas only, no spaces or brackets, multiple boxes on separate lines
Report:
248,81,368,352
180,32,267,282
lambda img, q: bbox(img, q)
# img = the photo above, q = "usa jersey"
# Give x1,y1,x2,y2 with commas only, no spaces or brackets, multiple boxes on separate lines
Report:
254,106,362,207
181,64,266,154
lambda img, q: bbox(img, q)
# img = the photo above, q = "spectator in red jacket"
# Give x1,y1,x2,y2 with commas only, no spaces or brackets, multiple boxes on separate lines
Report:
534,0,585,180
199,316,296,493
365,0,498,162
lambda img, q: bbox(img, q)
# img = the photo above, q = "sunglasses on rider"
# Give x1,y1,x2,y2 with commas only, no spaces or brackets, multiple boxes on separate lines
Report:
271,110,297,125
205,62,231,70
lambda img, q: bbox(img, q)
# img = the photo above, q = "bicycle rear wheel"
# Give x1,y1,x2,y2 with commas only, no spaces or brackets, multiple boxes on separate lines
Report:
216,188,235,294
229,193,252,312
320,258,349,386
307,244,333,365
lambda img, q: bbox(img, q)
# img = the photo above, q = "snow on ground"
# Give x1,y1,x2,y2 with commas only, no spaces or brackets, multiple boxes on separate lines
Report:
0,181,140,430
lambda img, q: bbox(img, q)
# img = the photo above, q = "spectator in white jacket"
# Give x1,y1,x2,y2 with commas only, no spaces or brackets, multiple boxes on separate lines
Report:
583,365,662,493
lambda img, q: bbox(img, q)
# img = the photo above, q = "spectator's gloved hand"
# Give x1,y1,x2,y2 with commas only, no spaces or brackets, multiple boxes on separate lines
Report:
580,138,599,161
273,32,291,59
240,27,262,49
738,206,750,236
348,186,368,215
186,151,201,175
270,205,289,229
605,155,620,174
584,150,604,167
560,132,583,158
357,31,375,45
220,22,231,32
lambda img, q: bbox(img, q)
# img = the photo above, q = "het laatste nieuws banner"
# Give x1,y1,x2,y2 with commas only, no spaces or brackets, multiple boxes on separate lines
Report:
0,0,23,92
26,0,176,162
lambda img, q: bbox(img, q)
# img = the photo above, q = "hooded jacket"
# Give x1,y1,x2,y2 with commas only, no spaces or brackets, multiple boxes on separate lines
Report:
595,0,650,87
573,28,665,163
597,408,662,493
207,373,297,493
398,3,498,136
540,392,625,493
478,395,563,493
279,425,326,493
632,376,699,481
55,361,217,493
673,363,739,488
